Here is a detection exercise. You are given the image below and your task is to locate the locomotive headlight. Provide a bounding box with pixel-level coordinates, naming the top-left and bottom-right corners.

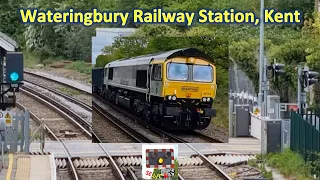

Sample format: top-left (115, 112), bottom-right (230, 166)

top-left (206, 97), bottom-right (211, 102)
top-left (202, 97), bottom-right (207, 102)
top-left (172, 96), bottom-right (177, 100)
top-left (168, 96), bottom-right (172, 100)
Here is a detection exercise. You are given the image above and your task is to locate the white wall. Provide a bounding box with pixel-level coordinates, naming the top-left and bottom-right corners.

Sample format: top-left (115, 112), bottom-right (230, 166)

top-left (250, 114), bottom-right (261, 140)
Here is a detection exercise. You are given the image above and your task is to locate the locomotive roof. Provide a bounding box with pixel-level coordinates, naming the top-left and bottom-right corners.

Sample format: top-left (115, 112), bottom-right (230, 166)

top-left (105, 48), bottom-right (214, 68)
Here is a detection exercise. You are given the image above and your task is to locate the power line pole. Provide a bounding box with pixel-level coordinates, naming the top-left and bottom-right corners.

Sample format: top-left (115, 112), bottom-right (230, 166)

top-left (258, 0), bottom-right (265, 115)
top-left (263, 57), bottom-right (268, 116)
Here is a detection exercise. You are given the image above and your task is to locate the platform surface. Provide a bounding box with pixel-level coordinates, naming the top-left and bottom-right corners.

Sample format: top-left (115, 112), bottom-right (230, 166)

top-left (0, 153), bottom-right (55, 180)
top-left (213, 137), bottom-right (261, 154)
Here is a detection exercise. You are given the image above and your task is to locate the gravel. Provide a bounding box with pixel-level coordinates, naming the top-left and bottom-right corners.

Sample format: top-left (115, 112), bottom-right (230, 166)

top-left (25, 68), bottom-right (91, 89)
top-left (93, 108), bottom-right (138, 143)
top-left (179, 166), bottom-right (221, 180)
top-left (16, 91), bottom-right (88, 140)
top-left (24, 73), bottom-right (92, 106)
top-left (77, 169), bottom-right (116, 180)
top-left (175, 132), bottom-right (215, 143)
top-left (57, 170), bottom-right (71, 180)
top-left (57, 168), bottom-right (118, 180)
top-left (24, 81), bottom-right (91, 124)
top-left (57, 168), bottom-right (122, 180)
top-left (195, 123), bottom-right (228, 143)
top-left (132, 166), bottom-right (142, 180)
top-left (218, 164), bottom-right (263, 180)
top-left (93, 97), bottom-right (172, 143)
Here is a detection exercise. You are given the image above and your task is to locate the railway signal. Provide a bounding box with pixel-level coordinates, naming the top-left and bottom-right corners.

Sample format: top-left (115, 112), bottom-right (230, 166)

top-left (302, 67), bottom-right (319, 87)
top-left (5, 52), bottom-right (23, 83)
top-left (0, 52), bottom-right (24, 110)
top-left (266, 59), bottom-right (286, 80)
top-left (297, 65), bottom-right (319, 114)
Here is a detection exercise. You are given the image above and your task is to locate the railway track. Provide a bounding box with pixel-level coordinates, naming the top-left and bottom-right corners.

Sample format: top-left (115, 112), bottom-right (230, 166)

top-left (180, 144), bottom-right (232, 180)
top-left (17, 88), bottom-right (90, 140)
top-left (93, 97), bottom-right (181, 143)
top-left (19, 72), bottom-right (103, 142)
top-left (93, 101), bottom-right (154, 143)
top-left (19, 85), bottom-right (91, 139)
top-left (24, 70), bottom-right (92, 95)
top-left (19, 104), bottom-right (125, 180)
top-left (93, 93), bottom-right (223, 144)
top-left (24, 79), bottom-right (91, 111)
top-left (23, 70), bottom-right (92, 107)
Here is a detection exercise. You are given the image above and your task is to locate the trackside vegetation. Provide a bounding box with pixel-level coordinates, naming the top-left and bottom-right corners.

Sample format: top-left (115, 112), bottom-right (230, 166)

top-left (249, 149), bottom-right (318, 180)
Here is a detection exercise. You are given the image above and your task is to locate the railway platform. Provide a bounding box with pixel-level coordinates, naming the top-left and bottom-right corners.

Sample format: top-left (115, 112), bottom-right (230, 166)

top-left (0, 153), bottom-right (56, 180)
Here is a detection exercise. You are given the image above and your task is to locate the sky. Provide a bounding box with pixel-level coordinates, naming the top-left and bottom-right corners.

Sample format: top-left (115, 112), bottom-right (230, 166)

top-left (91, 28), bottom-right (136, 65)
top-left (91, 37), bottom-right (114, 65)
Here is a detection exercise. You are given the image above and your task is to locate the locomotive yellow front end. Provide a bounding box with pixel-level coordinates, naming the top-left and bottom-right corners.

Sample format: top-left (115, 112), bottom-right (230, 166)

top-left (159, 57), bottom-right (217, 130)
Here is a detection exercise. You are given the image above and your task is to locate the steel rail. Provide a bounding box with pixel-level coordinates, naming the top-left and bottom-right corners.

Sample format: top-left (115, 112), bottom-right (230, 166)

top-left (93, 101), bottom-right (154, 143)
top-left (93, 94), bottom-right (189, 143)
top-left (185, 143), bottom-right (233, 180)
top-left (104, 97), bottom-right (222, 143)
top-left (97, 143), bottom-right (126, 180)
top-left (24, 79), bottom-right (91, 111)
top-left (24, 70), bottom-right (92, 95)
top-left (21, 85), bottom-right (92, 132)
top-left (189, 131), bottom-right (223, 143)
top-left (20, 87), bottom-right (92, 139)
top-left (22, 81), bottom-right (101, 143)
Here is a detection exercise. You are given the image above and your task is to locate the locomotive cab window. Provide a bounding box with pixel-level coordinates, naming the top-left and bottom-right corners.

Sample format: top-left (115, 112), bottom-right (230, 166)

top-left (167, 63), bottom-right (188, 81)
top-left (193, 65), bottom-right (213, 82)
top-left (108, 68), bottom-right (113, 80)
top-left (152, 65), bottom-right (162, 80)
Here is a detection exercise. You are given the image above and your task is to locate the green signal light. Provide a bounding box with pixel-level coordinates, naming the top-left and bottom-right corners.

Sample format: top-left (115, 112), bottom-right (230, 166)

top-left (10, 72), bottom-right (19, 81)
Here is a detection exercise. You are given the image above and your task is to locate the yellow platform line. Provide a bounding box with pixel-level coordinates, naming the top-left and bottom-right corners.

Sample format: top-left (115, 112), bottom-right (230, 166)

top-left (6, 153), bottom-right (13, 180)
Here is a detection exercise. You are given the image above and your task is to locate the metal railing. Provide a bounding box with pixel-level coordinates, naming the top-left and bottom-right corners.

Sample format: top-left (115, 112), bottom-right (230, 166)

top-left (290, 111), bottom-right (320, 166)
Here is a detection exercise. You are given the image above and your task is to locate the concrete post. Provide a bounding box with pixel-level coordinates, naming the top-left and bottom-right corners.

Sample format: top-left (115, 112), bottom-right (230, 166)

top-left (24, 110), bottom-right (30, 154)
top-left (20, 112), bottom-right (25, 152)
top-left (297, 65), bottom-right (302, 114)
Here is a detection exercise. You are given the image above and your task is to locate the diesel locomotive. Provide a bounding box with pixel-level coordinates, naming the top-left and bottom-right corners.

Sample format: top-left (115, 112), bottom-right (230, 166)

top-left (93, 48), bottom-right (217, 130)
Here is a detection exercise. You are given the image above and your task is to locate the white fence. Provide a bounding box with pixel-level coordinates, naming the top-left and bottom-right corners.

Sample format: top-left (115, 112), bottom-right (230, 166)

top-left (250, 114), bottom-right (261, 140)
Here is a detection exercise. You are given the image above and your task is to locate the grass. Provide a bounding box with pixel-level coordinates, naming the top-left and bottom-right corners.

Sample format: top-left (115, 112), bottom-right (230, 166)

top-left (249, 149), bottom-right (315, 180)
top-left (211, 88), bottom-right (229, 131)
top-left (248, 158), bottom-right (273, 180)
top-left (266, 149), bottom-right (314, 180)
top-left (65, 61), bottom-right (92, 75)
top-left (57, 87), bottom-right (81, 96)
top-left (213, 97), bottom-right (229, 129)
top-left (23, 51), bottom-right (42, 68)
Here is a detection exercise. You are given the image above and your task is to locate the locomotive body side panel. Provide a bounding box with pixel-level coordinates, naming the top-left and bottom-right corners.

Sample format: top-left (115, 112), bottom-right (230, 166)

top-left (105, 64), bottom-right (149, 94)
